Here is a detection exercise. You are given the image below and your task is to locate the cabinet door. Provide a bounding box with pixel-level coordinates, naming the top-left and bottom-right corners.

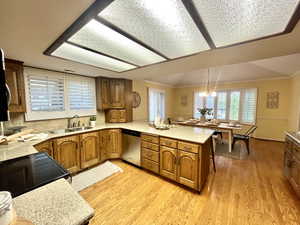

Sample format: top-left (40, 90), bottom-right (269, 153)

top-left (106, 129), bottom-right (122, 158)
top-left (99, 130), bottom-right (108, 162)
top-left (34, 141), bottom-right (53, 158)
top-left (177, 150), bottom-right (198, 189)
top-left (106, 109), bottom-right (126, 123)
top-left (291, 157), bottom-right (300, 196)
top-left (110, 79), bottom-right (125, 108)
top-left (96, 78), bottom-right (111, 110)
top-left (5, 60), bottom-right (26, 112)
top-left (160, 146), bottom-right (177, 181)
top-left (54, 135), bottom-right (80, 174)
top-left (80, 132), bottom-right (100, 169)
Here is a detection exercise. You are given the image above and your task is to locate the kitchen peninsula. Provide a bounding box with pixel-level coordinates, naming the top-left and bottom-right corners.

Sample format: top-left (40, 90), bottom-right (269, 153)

top-left (0, 121), bottom-right (215, 192)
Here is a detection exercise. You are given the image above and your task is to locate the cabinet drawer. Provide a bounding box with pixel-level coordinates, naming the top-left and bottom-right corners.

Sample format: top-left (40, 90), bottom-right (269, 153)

top-left (178, 141), bottom-right (199, 153)
top-left (141, 134), bottom-right (159, 144)
top-left (141, 141), bottom-right (159, 151)
top-left (160, 137), bottom-right (177, 149)
top-left (142, 158), bottom-right (159, 174)
top-left (142, 148), bottom-right (159, 162)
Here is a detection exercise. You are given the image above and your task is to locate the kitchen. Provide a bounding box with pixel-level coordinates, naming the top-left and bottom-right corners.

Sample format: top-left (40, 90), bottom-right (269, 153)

top-left (1, 0), bottom-right (300, 225)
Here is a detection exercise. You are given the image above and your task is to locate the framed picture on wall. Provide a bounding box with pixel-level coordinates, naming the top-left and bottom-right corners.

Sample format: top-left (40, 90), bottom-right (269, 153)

top-left (266, 91), bottom-right (279, 109)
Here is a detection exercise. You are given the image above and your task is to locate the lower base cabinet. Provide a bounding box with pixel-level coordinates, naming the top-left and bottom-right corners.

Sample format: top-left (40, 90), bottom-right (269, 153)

top-left (80, 132), bottom-right (100, 169)
top-left (54, 135), bottom-right (81, 174)
top-left (104, 129), bottom-right (122, 159)
top-left (177, 150), bottom-right (198, 189)
top-left (34, 140), bottom-right (53, 158)
top-left (160, 146), bottom-right (177, 181)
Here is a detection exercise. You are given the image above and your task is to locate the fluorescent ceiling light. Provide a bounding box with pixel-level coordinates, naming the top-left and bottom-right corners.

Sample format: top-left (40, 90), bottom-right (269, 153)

top-left (69, 19), bottom-right (166, 66)
top-left (193, 0), bottom-right (300, 47)
top-left (99, 0), bottom-right (210, 59)
top-left (52, 43), bottom-right (136, 72)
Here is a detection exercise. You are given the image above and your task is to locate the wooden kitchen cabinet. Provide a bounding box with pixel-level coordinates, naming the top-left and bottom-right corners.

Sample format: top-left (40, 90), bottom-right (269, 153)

top-left (96, 77), bottom-right (132, 123)
top-left (110, 79), bottom-right (125, 108)
top-left (284, 135), bottom-right (300, 198)
top-left (177, 150), bottom-right (198, 189)
top-left (98, 129), bottom-right (122, 160)
top-left (160, 146), bottom-right (177, 181)
top-left (34, 140), bottom-right (53, 158)
top-left (80, 132), bottom-right (100, 169)
top-left (106, 109), bottom-right (126, 123)
top-left (54, 135), bottom-right (80, 174)
top-left (106, 129), bottom-right (122, 159)
top-left (5, 59), bottom-right (26, 112)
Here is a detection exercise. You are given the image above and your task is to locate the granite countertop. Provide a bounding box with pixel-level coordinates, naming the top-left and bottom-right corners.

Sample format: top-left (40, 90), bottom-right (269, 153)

top-left (0, 121), bottom-right (215, 162)
top-left (13, 179), bottom-right (94, 225)
top-left (285, 131), bottom-right (300, 144)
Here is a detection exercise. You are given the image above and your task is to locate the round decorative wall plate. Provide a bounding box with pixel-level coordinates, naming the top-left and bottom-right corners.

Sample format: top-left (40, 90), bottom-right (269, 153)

top-left (132, 91), bottom-right (141, 108)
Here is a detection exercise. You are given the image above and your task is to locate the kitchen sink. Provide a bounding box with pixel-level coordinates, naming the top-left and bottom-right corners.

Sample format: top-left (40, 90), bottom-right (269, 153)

top-left (49, 126), bottom-right (93, 134)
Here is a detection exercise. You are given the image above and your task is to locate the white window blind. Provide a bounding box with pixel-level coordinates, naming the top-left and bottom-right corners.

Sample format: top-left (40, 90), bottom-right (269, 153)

top-left (68, 78), bottom-right (95, 110)
top-left (216, 92), bottom-right (227, 120)
top-left (148, 88), bottom-right (165, 121)
top-left (25, 68), bottom-right (96, 121)
top-left (241, 88), bottom-right (257, 123)
top-left (194, 88), bottom-right (257, 124)
top-left (27, 75), bottom-right (64, 112)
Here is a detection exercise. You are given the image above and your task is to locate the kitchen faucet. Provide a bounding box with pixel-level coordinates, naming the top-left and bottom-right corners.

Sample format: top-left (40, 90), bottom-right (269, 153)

top-left (67, 115), bottom-right (79, 128)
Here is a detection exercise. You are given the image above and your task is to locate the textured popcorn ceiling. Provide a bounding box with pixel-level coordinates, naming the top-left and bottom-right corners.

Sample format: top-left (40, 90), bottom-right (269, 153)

top-left (99, 0), bottom-right (210, 59)
top-left (193, 0), bottom-right (300, 47)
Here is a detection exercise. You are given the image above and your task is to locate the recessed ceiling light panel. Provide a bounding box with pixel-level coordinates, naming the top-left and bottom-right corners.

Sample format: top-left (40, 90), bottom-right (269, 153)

top-left (69, 19), bottom-right (166, 66)
top-left (99, 0), bottom-right (210, 59)
top-left (52, 43), bottom-right (136, 72)
top-left (193, 0), bottom-right (300, 47)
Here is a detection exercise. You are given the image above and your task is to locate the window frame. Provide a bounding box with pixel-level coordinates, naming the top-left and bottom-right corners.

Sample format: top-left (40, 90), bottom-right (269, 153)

top-left (148, 88), bottom-right (166, 122)
top-left (193, 88), bottom-right (257, 125)
top-left (24, 68), bottom-right (96, 121)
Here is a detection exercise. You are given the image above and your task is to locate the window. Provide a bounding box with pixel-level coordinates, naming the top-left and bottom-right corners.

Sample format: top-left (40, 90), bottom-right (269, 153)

top-left (148, 88), bottom-right (165, 122)
top-left (25, 68), bottom-right (96, 121)
top-left (68, 78), bottom-right (95, 111)
top-left (194, 88), bottom-right (257, 124)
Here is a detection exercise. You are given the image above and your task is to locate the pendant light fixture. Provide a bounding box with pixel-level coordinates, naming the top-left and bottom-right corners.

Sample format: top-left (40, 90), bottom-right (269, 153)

top-left (200, 68), bottom-right (217, 97)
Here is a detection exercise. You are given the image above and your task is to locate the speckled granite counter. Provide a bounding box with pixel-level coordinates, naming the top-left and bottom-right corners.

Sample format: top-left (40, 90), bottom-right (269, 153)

top-left (285, 131), bottom-right (300, 144)
top-left (13, 178), bottom-right (94, 225)
top-left (0, 121), bottom-right (215, 162)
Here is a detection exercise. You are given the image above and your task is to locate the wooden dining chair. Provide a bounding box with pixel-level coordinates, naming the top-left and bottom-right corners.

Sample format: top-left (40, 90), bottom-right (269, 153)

top-left (232, 125), bottom-right (257, 154)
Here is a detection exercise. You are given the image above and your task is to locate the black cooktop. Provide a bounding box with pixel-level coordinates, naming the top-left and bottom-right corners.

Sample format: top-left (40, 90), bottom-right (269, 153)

top-left (0, 152), bottom-right (70, 197)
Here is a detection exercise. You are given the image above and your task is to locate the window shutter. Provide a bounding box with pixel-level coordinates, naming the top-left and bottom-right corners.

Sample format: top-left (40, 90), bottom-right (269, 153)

top-left (229, 91), bottom-right (240, 121)
top-left (194, 92), bottom-right (204, 118)
top-left (216, 92), bottom-right (227, 120)
top-left (27, 75), bottom-right (65, 111)
top-left (68, 78), bottom-right (95, 110)
top-left (241, 88), bottom-right (257, 124)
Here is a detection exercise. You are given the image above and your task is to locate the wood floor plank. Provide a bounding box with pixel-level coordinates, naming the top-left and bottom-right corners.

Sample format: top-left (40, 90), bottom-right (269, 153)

top-left (80, 139), bottom-right (300, 225)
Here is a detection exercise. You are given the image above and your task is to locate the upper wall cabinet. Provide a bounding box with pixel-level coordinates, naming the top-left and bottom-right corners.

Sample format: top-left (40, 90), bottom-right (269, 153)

top-left (5, 59), bottom-right (26, 112)
top-left (96, 77), bottom-right (132, 123)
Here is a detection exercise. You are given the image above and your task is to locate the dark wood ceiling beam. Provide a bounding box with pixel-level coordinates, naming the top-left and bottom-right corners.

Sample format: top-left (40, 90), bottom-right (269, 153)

top-left (94, 16), bottom-right (169, 60)
top-left (66, 41), bottom-right (138, 67)
top-left (285, 2), bottom-right (300, 32)
top-left (182, 0), bottom-right (216, 49)
top-left (44, 0), bottom-right (115, 55)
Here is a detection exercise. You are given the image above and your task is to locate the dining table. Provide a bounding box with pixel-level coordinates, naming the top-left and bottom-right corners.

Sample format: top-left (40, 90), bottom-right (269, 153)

top-left (175, 121), bottom-right (243, 152)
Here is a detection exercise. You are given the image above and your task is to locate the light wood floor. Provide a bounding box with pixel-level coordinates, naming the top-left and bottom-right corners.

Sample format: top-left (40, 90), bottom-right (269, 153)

top-left (80, 139), bottom-right (300, 225)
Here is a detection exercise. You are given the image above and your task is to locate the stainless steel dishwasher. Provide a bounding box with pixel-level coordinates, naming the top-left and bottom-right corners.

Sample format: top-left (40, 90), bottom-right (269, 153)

top-left (122, 129), bottom-right (141, 167)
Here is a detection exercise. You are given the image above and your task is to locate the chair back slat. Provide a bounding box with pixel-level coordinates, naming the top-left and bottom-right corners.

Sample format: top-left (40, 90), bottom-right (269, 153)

top-left (245, 125), bottom-right (257, 136)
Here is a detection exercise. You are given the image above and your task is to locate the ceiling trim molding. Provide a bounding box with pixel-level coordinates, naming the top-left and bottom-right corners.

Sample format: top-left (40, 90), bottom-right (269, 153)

top-left (144, 80), bottom-right (175, 88)
top-left (173, 76), bottom-right (292, 88)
